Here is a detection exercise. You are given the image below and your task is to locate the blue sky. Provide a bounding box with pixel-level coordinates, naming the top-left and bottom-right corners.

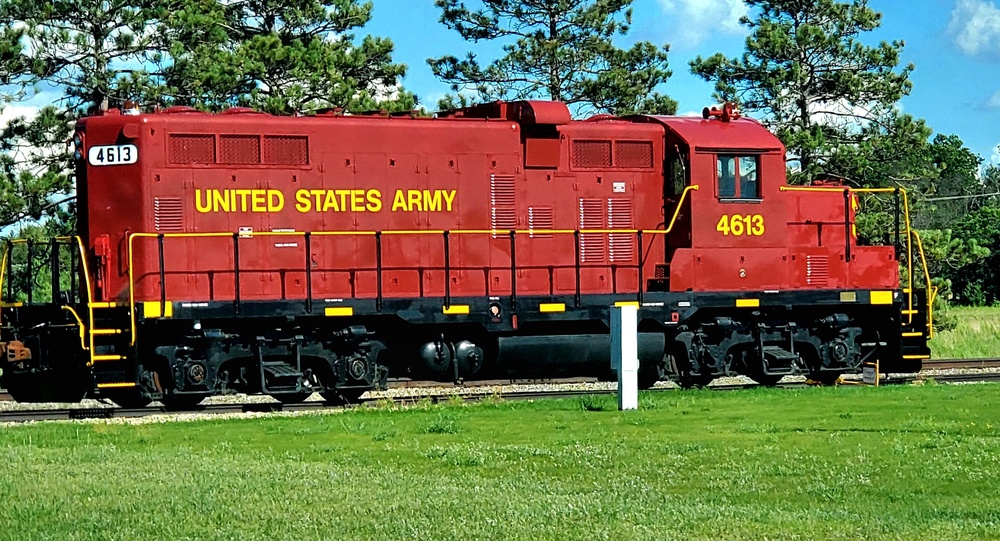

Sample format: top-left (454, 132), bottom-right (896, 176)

top-left (366, 0), bottom-right (1000, 167)
top-left (3, 0), bottom-right (997, 168)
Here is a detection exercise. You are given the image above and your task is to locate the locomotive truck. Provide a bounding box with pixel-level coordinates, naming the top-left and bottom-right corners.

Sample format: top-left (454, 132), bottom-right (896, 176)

top-left (0, 100), bottom-right (931, 407)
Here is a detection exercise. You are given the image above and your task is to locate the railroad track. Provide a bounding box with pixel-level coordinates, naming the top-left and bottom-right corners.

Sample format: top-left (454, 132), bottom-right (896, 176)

top-left (922, 358), bottom-right (1000, 370)
top-left (3, 368), bottom-right (999, 423)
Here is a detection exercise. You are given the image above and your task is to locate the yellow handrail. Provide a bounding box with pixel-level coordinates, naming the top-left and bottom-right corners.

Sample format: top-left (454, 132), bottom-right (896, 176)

top-left (779, 185), bottom-right (931, 330)
top-left (0, 246), bottom-right (8, 328)
top-left (0, 237), bottom-right (98, 361)
top-left (61, 305), bottom-right (89, 353)
top-left (124, 185), bottom-right (702, 343)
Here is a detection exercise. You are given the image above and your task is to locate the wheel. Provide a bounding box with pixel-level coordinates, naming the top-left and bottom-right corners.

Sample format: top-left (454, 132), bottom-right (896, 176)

top-left (638, 359), bottom-right (668, 390)
top-left (320, 387), bottom-right (367, 405)
top-left (677, 375), bottom-right (714, 389)
top-left (272, 392), bottom-right (312, 404)
top-left (161, 393), bottom-right (208, 411)
top-left (5, 372), bottom-right (87, 403)
top-left (752, 374), bottom-right (783, 387)
top-left (810, 372), bottom-right (842, 386)
top-left (103, 388), bottom-right (152, 408)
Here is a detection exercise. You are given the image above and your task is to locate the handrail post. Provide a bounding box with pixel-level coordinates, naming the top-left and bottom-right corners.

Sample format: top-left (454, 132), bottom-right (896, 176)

top-left (157, 234), bottom-right (166, 307)
top-left (843, 189), bottom-right (851, 262)
top-left (304, 232), bottom-right (312, 313)
top-left (5, 240), bottom-right (12, 302)
top-left (573, 230), bottom-right (581, 308)
top-left (375, 232), bottom-right (383, 312)
top-left (50, 238), bottom-right (60, 304)
top-left (509, 230), bottom-right (517, 309)
top-left (636, 230), bottom-right (643, 305)
top-left (26, 240), bottom-right (33, 305)
top-left (69, 240), bottom-right (77, 304)
top-left (232, 233), bottom-right (241, 315)
top-left (893, 187), bottom-right (901, 260)
top-left (443, 230), bottom-right (451, 308)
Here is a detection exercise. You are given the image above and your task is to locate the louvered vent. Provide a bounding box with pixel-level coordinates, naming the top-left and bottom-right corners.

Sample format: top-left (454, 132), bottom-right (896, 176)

top-left (154, 197), bottom-right (184, 232)
top-left (169, 134), bottom-right (215, 164)
top-left (615, 141), bottom-right (653, 168)
top-left (579, 198), bottom-right (605, 263)
top-left (263, 135), bottom-right (309, 165)
top-left (607, 198), bottom-right (634, 262)
top-left (806, 255), bottom-right (829, 286)
top-left (528, 207), bottom-right (553, 238)
top-left (573, 140), bottom-right (612, 168)
top-left (490, 174), bottom-right (517, 236)
top-left (219, 135), bottom-right (261, 164)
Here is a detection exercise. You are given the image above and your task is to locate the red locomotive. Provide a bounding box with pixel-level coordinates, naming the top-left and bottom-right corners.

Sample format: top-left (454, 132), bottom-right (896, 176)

top-left (0, 100), bottom-right (931, 406)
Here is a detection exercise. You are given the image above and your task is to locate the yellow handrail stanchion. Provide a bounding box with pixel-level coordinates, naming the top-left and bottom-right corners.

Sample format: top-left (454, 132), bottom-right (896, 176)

top-left (779, 186), bottom-right (932, 330)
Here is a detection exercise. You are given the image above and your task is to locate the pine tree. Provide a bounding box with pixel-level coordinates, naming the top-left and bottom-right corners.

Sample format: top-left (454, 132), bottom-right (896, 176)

top-left (0, 0), bottom-right (162, 231)
top-left (156, 0), bottom-right (416, 114)
top-left (429, 0), bottom-right (676, 115)
top-left (690, 0), bottom-right (913, 179)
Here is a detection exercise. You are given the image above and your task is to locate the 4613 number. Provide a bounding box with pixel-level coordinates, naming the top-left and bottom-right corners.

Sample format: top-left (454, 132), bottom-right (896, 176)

top-left (716, 214), bottom-right (765, 236)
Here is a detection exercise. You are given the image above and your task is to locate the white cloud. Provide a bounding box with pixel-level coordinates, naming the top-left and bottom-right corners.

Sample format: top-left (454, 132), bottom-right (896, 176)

top-left (0, 103), bottom-right (40, 130)
top-left (949, 0), bottom-right (1000, 57)
top-left (808, 100), bottom-right (878, 132)
top-left (988, 91), bottom-right (1000, 108)
top-left (656, 0), bottom-right (748, 47)
top-left (991, 145), bottom-right (1000, 165)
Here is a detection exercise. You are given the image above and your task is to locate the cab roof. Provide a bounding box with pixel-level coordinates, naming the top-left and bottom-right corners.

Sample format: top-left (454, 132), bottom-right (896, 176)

top-left (630, 115), bottom-right (784, 153)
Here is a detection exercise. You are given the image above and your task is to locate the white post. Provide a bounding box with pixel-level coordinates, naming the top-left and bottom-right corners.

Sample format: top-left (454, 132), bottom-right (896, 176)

top-left (611, 305), bottom-right (639, 410)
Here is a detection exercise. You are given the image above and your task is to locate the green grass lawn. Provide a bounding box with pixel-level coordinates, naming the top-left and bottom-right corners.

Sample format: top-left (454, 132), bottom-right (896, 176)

top-left (931, 306), bottom-right (1000, 358)
top-left (2, 385), bottom-right (1000, 540)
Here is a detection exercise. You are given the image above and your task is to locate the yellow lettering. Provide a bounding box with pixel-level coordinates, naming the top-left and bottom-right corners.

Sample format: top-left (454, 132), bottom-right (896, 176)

top-left (442, 189), bottom-right (456, 212)
top-left (351, 189), bottom-right (365, 212)
top-left (717, 214), bottom-right (766, 236)
top-left (235, 189), bottom-right (251, 212)
top-left (195, 189), bottom-right (212, 213)
top-left (193, 187), bottom-right (454, 214)
top-left (251, 190), bottom-right (266, 212)
top-left (310, 189), bottom-right (325, 211)
top-left (423, 189), bottom-right (442, 212)
top-left (321, 190), bottom-right (339, 212)
top-left (295, 189), bottom-right (312, 212)
top-left (336, 189), bottom-right (351, 211)
top-left (366, 189), bottom-right (382, 212)
top-left (392, 189), bottom-right (407, 211)
top-left (407, 190), bottom-right (422, 212)
top-left (212, 190), bottom-right (231, 213)
top-left (267, 190), bottom-right (284, 212)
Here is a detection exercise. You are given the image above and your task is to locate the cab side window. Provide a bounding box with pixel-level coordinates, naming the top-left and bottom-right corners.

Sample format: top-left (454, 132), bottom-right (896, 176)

top-left (667, 150), bottom-right (688, 197)
top-left (716, 155), bottom-right (761, 199)
top-left (739, 156), bottom-right (759, 198)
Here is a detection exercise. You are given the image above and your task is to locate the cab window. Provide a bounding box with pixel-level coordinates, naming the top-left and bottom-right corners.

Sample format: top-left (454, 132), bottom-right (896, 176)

top-left (667, 149), bottom-right (688, 197)
top-left (716, 155), bottom-right (760, 199)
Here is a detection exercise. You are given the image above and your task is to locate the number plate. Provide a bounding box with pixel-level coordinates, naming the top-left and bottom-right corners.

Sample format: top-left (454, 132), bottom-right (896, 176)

top-left (88, 144), bottom-right (138, 166)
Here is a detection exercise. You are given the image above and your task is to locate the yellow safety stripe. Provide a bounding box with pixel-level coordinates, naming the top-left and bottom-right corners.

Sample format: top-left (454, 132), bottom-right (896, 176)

top-left (97, 382), bottom-right (137, 389)
top-left (870, 291), bottom-right (893, 305)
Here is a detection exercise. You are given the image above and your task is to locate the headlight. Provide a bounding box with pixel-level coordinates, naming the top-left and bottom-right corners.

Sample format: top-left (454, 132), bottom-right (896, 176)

top-left (72, 133), bottom-right (84, 161)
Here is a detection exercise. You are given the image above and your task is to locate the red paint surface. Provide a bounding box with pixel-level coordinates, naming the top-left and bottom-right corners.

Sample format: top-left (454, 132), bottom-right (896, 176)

top-left (75, 102), bottom-right (897, 305)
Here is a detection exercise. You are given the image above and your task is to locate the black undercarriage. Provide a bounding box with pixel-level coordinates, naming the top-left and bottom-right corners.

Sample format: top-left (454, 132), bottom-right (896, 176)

top-left (0, 289), bottom-right (929, 405)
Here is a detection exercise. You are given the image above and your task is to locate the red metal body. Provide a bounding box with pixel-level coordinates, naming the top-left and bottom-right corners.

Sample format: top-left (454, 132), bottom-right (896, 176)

top-left (75, 101), bottom-right (897, 306)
